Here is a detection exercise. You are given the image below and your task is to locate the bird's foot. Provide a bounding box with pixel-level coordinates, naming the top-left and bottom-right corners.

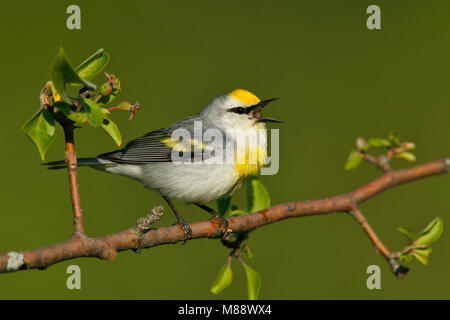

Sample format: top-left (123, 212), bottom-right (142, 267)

top-left (177, 217), bottom-right (193, 243)
top-left (212, 213), bottom-right (232, 238)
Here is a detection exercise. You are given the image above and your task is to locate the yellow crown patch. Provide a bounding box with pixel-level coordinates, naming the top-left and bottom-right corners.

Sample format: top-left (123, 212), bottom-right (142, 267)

top-left (229, 89), bottom-right (260, 105)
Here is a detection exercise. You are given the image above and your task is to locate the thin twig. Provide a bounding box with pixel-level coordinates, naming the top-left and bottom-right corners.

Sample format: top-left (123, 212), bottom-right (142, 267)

top-left (361, 153), bottom-right (392, 172)
top-left (63, 123), bottom-right (85, 238)
top-left (351, 208), bottom-right (391, 258)
top-left (350, 208), bottom-right (408, 278)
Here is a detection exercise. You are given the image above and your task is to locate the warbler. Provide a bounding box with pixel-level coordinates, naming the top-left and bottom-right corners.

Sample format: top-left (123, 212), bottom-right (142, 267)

top-left (46, 89), bottom-right (282, 238)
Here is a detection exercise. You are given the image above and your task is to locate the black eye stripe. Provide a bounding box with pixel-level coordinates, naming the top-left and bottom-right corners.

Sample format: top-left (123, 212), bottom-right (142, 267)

top-left (228, 106), bottom-right (248, 114)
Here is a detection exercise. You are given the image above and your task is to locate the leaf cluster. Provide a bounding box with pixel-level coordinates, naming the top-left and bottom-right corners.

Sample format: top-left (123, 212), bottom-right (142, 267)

top-left (345, 132), bottom-right (416, 170)
top-left (21, 48), bottom-right (138, 160)
top-left (398, 217), bottom-right (444, 266)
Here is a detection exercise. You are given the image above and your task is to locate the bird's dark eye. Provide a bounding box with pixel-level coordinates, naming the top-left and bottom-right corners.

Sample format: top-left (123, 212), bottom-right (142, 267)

top-left (229, 106), bottom-right (246, 114)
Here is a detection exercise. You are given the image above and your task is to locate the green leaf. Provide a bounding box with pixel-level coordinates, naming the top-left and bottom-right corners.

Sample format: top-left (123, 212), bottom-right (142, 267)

top-left (101, 118), bottom-right (122, 147)
top-left (396, 151), bottom-right (416, 162)
top-left (217, 197), bottom-right (231, 216)
top-left (21, 109), bottom-right (56, 161)
top-left (81, 98), bottom-right (105, 127)
top-left (210, 265), bottom-right (233, 295)
top-left (411, 247), bottom-right (432, 266)
top-left (399, 252), bottom-right (414, 262)
top-left (67, 112), bottom-right (88, 125)
top-left (397, 226), bottom-right (417, 243)
top-left (411, 252), bottom-right (428, 265)
top-left (420, 217), bottom-right (443, 235)
top-left (243, 264), bottom-right (261, 300)
top-left (75, 48), bottom-right (110, 82)
top-left (345, 150), bottom-right (363, 171)
top-left (246, 177), bottom-right (270, 213)
top-left (50, 47), bottom-right (96, 104)
top-left (415, 217), bottom-right (444, 246)
top-left (367, 138), bottom-right (392, 148)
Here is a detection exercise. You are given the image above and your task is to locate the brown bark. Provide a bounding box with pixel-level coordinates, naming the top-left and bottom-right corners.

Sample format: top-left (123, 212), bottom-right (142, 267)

top-left (0, 158), bottom-right (448, 273)
top-left (63, 124), bottom-right (85, 238)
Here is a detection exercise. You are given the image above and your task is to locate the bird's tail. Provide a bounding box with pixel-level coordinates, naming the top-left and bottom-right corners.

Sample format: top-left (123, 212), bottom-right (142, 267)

top-left (44, 157), bottom-right (104, 170)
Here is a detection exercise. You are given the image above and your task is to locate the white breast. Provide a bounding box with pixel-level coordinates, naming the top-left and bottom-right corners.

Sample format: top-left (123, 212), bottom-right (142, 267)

top-left (139, 162), bottom-right (241, 204)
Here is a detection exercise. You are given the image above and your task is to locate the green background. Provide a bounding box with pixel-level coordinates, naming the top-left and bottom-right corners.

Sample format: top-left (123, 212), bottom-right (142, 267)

top-left (1, 0), bottom-right (449, 299)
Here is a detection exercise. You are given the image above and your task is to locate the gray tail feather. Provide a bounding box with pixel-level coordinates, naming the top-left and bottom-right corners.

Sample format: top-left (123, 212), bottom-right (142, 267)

top-left (44, 157), bottom-right (103, 170)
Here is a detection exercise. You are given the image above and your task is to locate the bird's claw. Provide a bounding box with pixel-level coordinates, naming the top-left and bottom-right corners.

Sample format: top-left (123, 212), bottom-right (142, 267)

top-left (213, 213), bottom-right (232, 239)
top-left (178, 221), bottom-right (192, 243)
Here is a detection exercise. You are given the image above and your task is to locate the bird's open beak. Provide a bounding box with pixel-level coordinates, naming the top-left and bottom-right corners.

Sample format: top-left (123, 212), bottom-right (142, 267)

top-left (249, 98), bottom-right (283, 123)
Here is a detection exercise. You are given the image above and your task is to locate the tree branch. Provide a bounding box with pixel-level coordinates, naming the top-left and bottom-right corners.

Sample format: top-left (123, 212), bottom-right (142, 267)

top-left (350, 208), bottom-right (408, 279)
top-left (63, 123), bottom-right (85, 238)
top-left (0, 158), bottom-right (448, 273)
top-left (41, 84), bottom-right (86, 238)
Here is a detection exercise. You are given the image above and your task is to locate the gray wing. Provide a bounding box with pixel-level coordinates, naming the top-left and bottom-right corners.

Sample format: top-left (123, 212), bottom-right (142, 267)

top-left (98, 116), bottom-right (211, 164)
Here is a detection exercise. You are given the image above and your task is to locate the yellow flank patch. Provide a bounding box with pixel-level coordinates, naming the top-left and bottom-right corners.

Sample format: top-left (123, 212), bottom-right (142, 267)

top-left (160, 137), bottom-right (187, 152)
top-left (234, 146), bottom-right (267, 179)
top-left (160, 137), bottom-right (205, 152)
top-left (229, 89), bottom-right (260, 105)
